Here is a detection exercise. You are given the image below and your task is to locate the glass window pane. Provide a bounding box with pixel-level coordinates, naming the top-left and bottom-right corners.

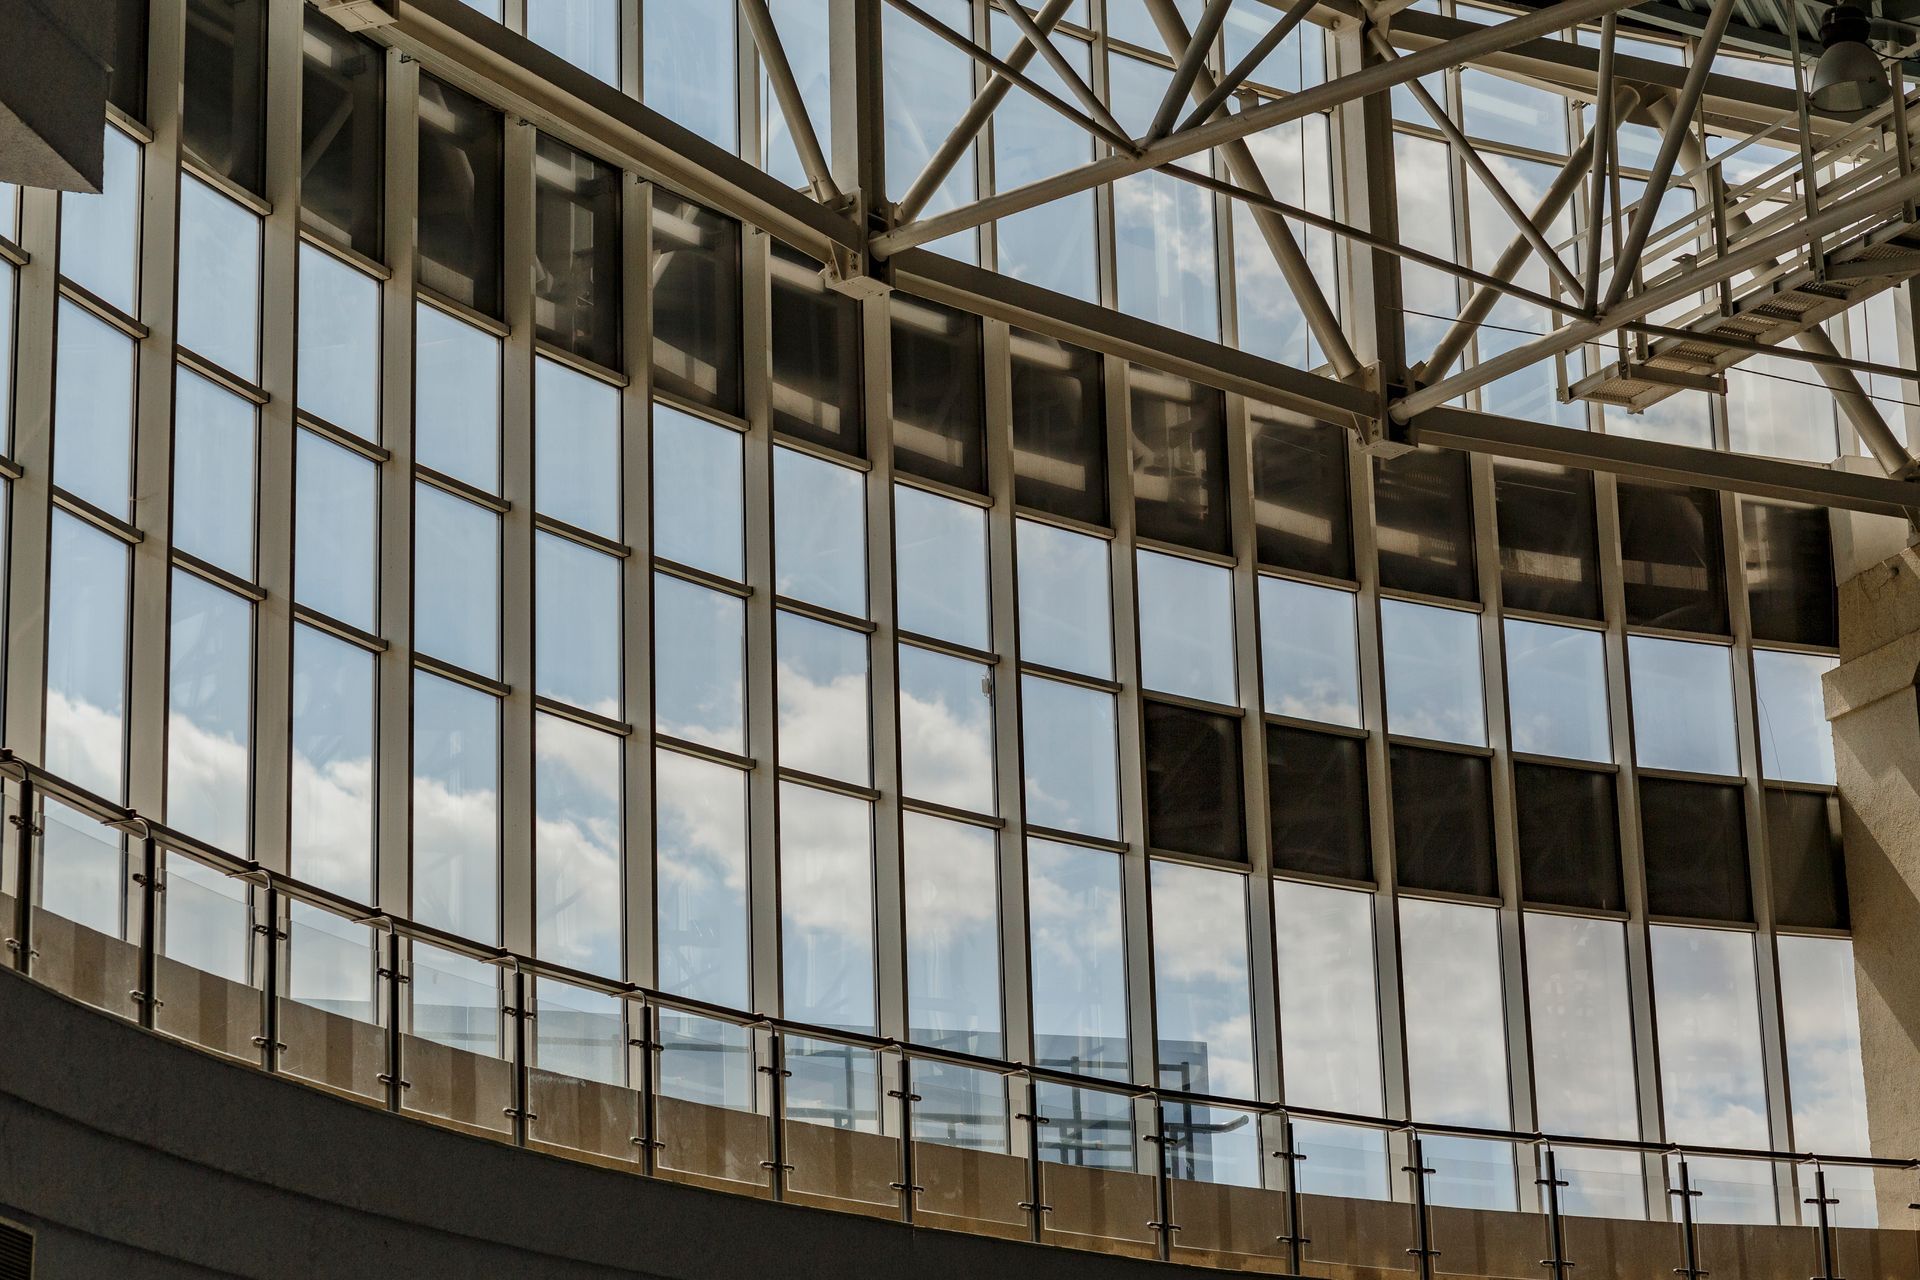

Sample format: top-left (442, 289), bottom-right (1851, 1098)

top-left (1504, 620), bottom-right (1610, 762)
top-left (1628, 635), bottom-right (1739, 776)
top-left (294, 430), bottom-right (378, 632)
top-left (1250, 405), bottom-right (1352, 580)
top-left (300, 10), bottom-right (384, 258)
top-left (1460, 68), bottom-right (1567, 150)
top-left (770, 241), bottom-right (863, 453)
top-left (1374, 446), bottom-right (1476, 601)
top-left (1259, 577), bottom-right (1361, 727)
top-left (415, 304), bottom-right (501, 491)
top-left (1144, 700), bottom-right (1245, 862)
top-left (291, 624), bottom-right (375, 901)
top-left (1236, 113), bottom-right (1340, 374)
top-left (892, 296), bottom-right (985, 490)
top-left (535, 714), bottom-right (622, 978)
top-left (1151, 861), bottom-right (1254, 1097)
top-left (297, 244), bottom-right (381, 440)
top-left (643, 0), bottom-right (737, 151)
top-left (1268, 725), bottom-right (1370, 881)
top-left (1619, 481), bottom-right (1727, 634)
top-left (1753, 649), bottom-right (1836, 787)
top-left (1400, 898), bottom-right (1510, 1127)
top-left (882, 0), bottom-right (977, 264)
top-left (1494, 460), bottom-right (1601, 620)
top-left (166, 573), bottom-right (252, 853)
top-left (178, 177), bottom-right (261, 377)
top-left (59, 124), bottom-right (142, 314)
top-left (1010, 329), bottom-right (1105, 524)
top-left (1391, 744), bottom-right (1496, 897)
top-left (1130, 368), bottom-right (1230, 554)
top-left (1111, 57), bottom-right (1218, 338)
top-left (1137, 550), bottom-right (1236, 704)
top-left (656, 749), bottom-right (750, 1007)
top-left (412, 673), bottom-right (500, 943)
top-left (1020, 676), bottom-right (1118, 840)
top-left (1016, 519), bottom-right (1112, 679)
top-left (1777, 936), bottom-right (1872, 1175)
top-left (183, 0), bottom-right (266, 191)
top-left (1515, 764), bottom-right (1622, 911)
top-left (894, 486), bottom-right (989, 650)
top-left (652, 190), bottom-right (742, 415)
top-left (533, 133), bottom-right (620, 368)
top-left (1768, 789), bottom-right (1846, 931)
top-left (1651, 926), bottom-right (1769, 1152)
top-left (1742, 498), bottom-right (1836, 647)
top-left (534, 533), bottom-right (622, 718)
top-left (1381, 599), bottom-right (1486, 746)
top-left (990, 17), bottom-right (1098, 302)
top-left (757, 0), bottom-right (827, 186)
top-left (109, 0), bottom-right (149, 121)
top-left (904, 813), bottom-right (1002, 1058)
top-left (172, 367), bottom-right (256, 577)
top-left (1029, 839), bottom-right (1129, 1079)
top-left (417, 75), bottom-right (503, 315)
top-left (652, 574), bottom-right (745, 752)
top-left (415, 485), bottom-right (500, 678)
top-left (773, 446), bottom-right (866, 616)
top-left (779, 782), bottom-right (875, 1034)
top-left (52, 301), bottom-right (137, 516)
top-left (1642, 778), bottom-right (1749, 922)
top-left (777, 612), bottom-right (870, 785)
top-left (534, 357), bottom-right (620, 536)
top-left (899, 645), bottom-right (994, 815)
top-left (652, 403), bottom-right (744, 580)
top-left (527, 0), bottom-right (619, 84)
top-left (46, 513), bottom-right (128, 799)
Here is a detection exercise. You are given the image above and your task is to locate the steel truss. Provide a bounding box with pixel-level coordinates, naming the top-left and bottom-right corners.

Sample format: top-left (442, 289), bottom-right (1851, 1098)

top-left (375, 0), bottom-right (1920, 517)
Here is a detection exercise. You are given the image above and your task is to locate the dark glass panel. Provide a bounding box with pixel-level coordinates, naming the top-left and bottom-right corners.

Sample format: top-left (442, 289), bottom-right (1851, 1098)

top-left (1390, 744), bottom-right (1495, 897)
top-left (1010, 328), bottom-right (1105, 526)
top-left (109, 0), bottom-right (149, 120)
top-left (184, 0), bottom-right (267, 191)
top-left (1494, 460), bottom-right (1601, 619)
top-left (417, 75), bottom-right (503, 317)
top-left (1250, 402), bottom-right (1352, 581)
top-left (533, 133), bottom-right (620, 369)
top-left (1374, 445), bottom-right (1476, 601)
top-left (1130, 367), bottom-right (1229, 554)
top-left (892, 294), bottom-right (985, 491)
top-left (770, 241), bottom-right (862, 454)
top-left (1618, 481), bottom-right (1728, 634)
top-left (651, 189), bottom-right (742, 415)
top-left (1767, 788), bottom-right (1847, 930)
top-left (300, 9), bottom-right (384, 258)
top-left (1741, 498), bottom-right (1837, 648)
top-left (1144, 700), bottom-right (1245, 863)
top-left (1266, 724), bottom-right (1370, 882)
top-left (1641, 777), bottom-right (1749, 921)
top-left (1514, 763), bottom-right (1622, 911)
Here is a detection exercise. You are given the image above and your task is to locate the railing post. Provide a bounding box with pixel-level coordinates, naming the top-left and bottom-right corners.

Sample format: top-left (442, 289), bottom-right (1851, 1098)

top-left (632, 1000), bottom-right (661, 1177)
top-left (1274, 1114), bottom-right (1310, 1275)
top-left (1670, 1155), bottom-right (1707, 1280)
top-left (1405, 1133), bottom-right (1439, 1280)
top-left (1148, 1096), bottom-right (1177, 1261)
top-left (508, 967), bottom-right (532, 1146)
top-left (888, 1053), bottom-right (921, 1222)
top-left (133, 835), bottom-right (159, 1030)
top-left (1017, 1074), bottom-right (1048, 1242)
top-left (1807, 1165), bottom-right (1841, 1280)
top-left (1538, 1145), bottom-right (1572, 1279)
top-left (760, 1026), bottom-right (792, 1201)
top-left (9, 777), bottom-right (36, 975)
top-left (378, 929), bottom-right (405, 1112)
top-left (254, 883), bottom-right (285, 1071)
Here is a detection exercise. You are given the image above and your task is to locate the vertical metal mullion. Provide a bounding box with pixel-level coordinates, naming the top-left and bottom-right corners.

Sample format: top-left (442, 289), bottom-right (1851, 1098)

top-left (621, 180), bottom-right (658, 988)
top-left (500, 118), bottom-right (538, 959)
top-left (4, 182), bottom-right (60, 760)
top-left (253, 0), bottom-right (304, 877)
top-left (375, 51), bottom-right (421, 920)
top-left (866, 295), bottom-right (906, 1048)
top-left (743, 228), bottom-right (782, 1019)
top-left (621, 0), bottom-right (643, 101)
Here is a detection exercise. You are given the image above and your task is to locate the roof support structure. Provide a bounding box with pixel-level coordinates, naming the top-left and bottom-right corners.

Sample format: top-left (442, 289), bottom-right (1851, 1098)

top-left (1580, 14), bottom-right (1616, 311)
top-left (1176, 0), bottom-right (1318, 132)
top-left (996, 0), bottom-right (1130, 144)
top-left (1145, 0), bottom-right (1234, 142)
top-left (739, 0), bottom-right (843, 206)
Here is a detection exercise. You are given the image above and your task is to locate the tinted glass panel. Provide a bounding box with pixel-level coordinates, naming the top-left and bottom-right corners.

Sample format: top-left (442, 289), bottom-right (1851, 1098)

top-left (1742, 498), bottom-right (1836, 647)
top-left (109, 0), bottom-right (149, 119)
top-left (1130, 369), bottom-right (1229, 554)
top-left (533, 134), bottom-right (620, 368)
top-left (301, 10), bottom-right (384, 258)
top-left (1494, 460), bottom-right (1600, 619)
top-left (417, 76), bottom-right (503, 316)
top-left (1515, 763), bottom-right (1622, 911)
top-left (183, 0), bottom-right (266, 191)
top-left (1267, 725), bottom-right (1370, 881)
top-left (1391, 745), bottom-right (1496, 898)
top-left (1010, 329), bottom-right (1105, 525)
top-left (1618, 481), bottom-right (1727, 634)
top-left (1250, 404), bottom-right (1352, 580)
top-left (1144, 700), bottom-right (1245, 862)
top-left (652, 190), bottom-right (742, 414)
top-left (1374, 446), bottom-right (1476, 601)
top-left (1768, 788), bottom-right (1847, 930)
top-left (892, 296), bottom-right (985, 491)
top-left (1028, 839), bottom-right (1129, 1079)
top-left (770, 242), bottom-right (862, 453)
top-left (1641, 778), bottom-right (1749, 921)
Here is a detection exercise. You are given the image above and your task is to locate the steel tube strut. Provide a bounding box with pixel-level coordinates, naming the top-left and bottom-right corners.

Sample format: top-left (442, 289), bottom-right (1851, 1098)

top-left (895, 0), bottom-right (1078, 224)
top-left (740, 0), bottom-right (844, 205)
top-left (869, 0), bottom-right (1653, 257)
top-left (1581, 14), bottom-right (1616, 310)
top-left (1147, 0), bottom-right (1233, 143)
top-left (1145, 0), bottom-right (1362, 379)
top-left (999, 0), bottom-right (1131, 145)
top-left (1368, 28), bottom-right (1583, 298)
top-left (1178, 0), bottom-right (1317, 132)
top-left (1598, 0), bottom-right (1737, 309)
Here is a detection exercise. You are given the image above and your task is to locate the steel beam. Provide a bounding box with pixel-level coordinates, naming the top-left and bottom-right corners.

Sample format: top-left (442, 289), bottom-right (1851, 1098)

top-left (1146, 0), bottom-right (1234, 143)
top-left (1177, 0), bottom-right (1318, 132)
top-left (740, 0), bottom-right (844, 205)
top-left (1581, 14), bottom-right (1616, 311)
top-left (996, 0), bottom-right (1130, 144)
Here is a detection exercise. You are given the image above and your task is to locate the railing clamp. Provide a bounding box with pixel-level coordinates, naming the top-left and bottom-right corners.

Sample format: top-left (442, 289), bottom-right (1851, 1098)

top-left (249, 1035), bottom-right (286, 1050)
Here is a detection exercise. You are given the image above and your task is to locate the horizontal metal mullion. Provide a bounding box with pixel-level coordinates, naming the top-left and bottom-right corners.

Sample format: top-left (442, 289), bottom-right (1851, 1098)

top-left (292, 604), bottom-right (390, 653)
top-left (296, 412), bottom-right (393, 463)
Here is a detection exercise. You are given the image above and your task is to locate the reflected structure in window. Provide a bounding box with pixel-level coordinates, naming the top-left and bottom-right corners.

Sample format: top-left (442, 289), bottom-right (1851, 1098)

top-left (652, 190), bottom-right (742, 415)
top-left (417, 75), bottom-right (503, 315)
top-left (533, 134), bottom-right (620, 368)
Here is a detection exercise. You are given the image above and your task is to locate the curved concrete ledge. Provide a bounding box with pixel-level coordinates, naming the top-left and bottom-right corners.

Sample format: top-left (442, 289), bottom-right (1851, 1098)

top-left (0, 966), bottom-right (1238, 1279)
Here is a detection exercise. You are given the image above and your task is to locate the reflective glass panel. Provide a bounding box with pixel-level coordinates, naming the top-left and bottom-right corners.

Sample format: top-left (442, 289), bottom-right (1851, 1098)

top-left (651, 190), bottom-right (742, 414)
top-left (417, 76), bottom-right (503, 315)
top-left (166, 573), bottom-right (252, 854)
top-left (644, 0), bottom-right (737, 150)
top-left (1250, 405), bottom-right (1352, 580)
top-left (527, 0), bottom-right (619, 84)
top-left (1494, 460), bottom-right (1601, 620)
top-left (776, 612), bottom-right (870, 785)
top-left (52, 301), bottom-right (137, 516)
top-left (537, 981), bottom-right (625, 1085)
top-left (773, 446), bottom-right (866, 616)
top-left (412, 673), bottom-right (500, 943)
top-left (297, 244), bottom-right (380, 440)
top-left (1130, 369), bottom-right (1230, 554)
top-left (172, 367), bottom-right (256, 577)
top-left (291, 624), bottom-right (375, 901)
top-left (652, 574), bottom-right (745, 753)
top-left (1504, 620), bottom-right (1610, 763)
top-left (1137, 550), bottom-right (1236, 704)
top-left (1009, 329), bottom-right (1105, 524)
top-left (414, 485), bottom-right (500, 678)
top-left (177, 175), bottom-right (261, 377)
top-left (300, 10), bottom-right (384, 258)
top-left (533, 133), bottom-right (621, 368)
top-left (1259, 577), bottom-right (1361, 727)
top-left (655, 749), bottom-right (750, 1008)
top-left (779, 782), bottom-right (875, 1034)
top-left (770, 241), bottom-right (862, 453)
top-left (1144, 700), bottom-right (1245, 862)
top-left (1029, 839), bottom-right (1129, 1079)
top-left (534, 357), bottom-right (620, 537)
top-left (898, 644), bottom-right (994, 815)
top-left (1152, 861), bottom-right (1255, 1097)
top-left (535, 713), bottom-right (622, 979)
top-left (904, 813), bottom-right (1002, 1058)
top-left (412, 942), bottom-right (501, 1055)
top-left (1628, 635), bottom-right (1739, 776)
top-left (651, 403), bottom-right (744, 580)
top-left (1268, 725), bottom-right (1370, 881)
top-left (534, 532), bottom-right (622, 719)
top-left (415, 304), bottom-right (501, 492)
top-left (183, 0), bottom-right (266, 191)
top-left (892, 295), bottom-right (985, 489)
top-left (1618, 481), bottom-right (1727, 634)
top-left (1016, 519), bottom-right (1112, 679)
top-left (1391, 745), bottom-right (1496, 898)
top-left (1274, 881), bottom-right (1383, 1112)
top-left (1515, 764), bottom-right (1622, 911)
top-left (1777, 936), bottom-right (1872, 1199)
top-left (294, 429), bottom-right (378, 632)
top-left (990, 17), bottom-right (1098, 302)
top-left (1400, 898), bottom-right (1509, 1131)
top-left (1753, 649), bottom-right (1837, 786)
top-left (1110, 57), bottom-right (1218, 339)
top-left (894, 485), bottom-right (989, 650)
top-left (1652, 926), bottom-right (1770, 1162)
top-left (1743, 498), bottom-right (1837, 647)
top-left (1374, 446), bottom-right (1476, 601)
top-left (1020, 676), bottom-right (1119, 840)
top-left (59, 125), bottom-right (141, 314)
top-left (1641, 778), bottom-right (1750, 922)
top-left (882, 0), bottom-right (978, 263)
top-left (46, 512), bottom-right (128, 799)
top-left (1381, 599), bottom-right (1486, 746)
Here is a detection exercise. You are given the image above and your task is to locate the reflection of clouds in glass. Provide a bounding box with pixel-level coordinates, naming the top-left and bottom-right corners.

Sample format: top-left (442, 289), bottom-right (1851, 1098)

top-left (1028, 839), bottom-right (1129, 1078)
top-left (291, 748), bottom-right (374, 895)
top-left (1652, 926), bottom-right (1770, 1151)
top-left (413, 676), bottom-right (500, 944)
top-left (44, 691), bottom-right (126, 808)
top-left (166, 711), bottom-right (250, 856)
top-left (779, 783), bottom-right (875, 1033)
top-left (1015, 519), bottom-right (1112, 680)
top-left (1526, 914), bottom-right (1639, 1139)
top-left (774, 446), bottom-right (866, 617)
top-left (1778, 935), bottom-right (1871, 1156)
top-left (656, 750), bottom-right (750, 1008)
top-left (898, 646), bottom-right (994, 814)
top-left (1020, 676), bottom-right (1119, 839)
top-left (1274, 880), bottom-right (1382, 1115)
top-left (776, 613), bottom-right (870, 784)
top-left (535, 716), bottom-right (622, 978)
top-left (1381, 599), bottom-right (1487, 747)
top-left (1236, 115), bottom-right (1336, 369)
top-left (1152, 860), bottom-right (1255, 1098)
top-left (1400, 897), bottom-right (1510, 1128)
top-left (654, 575), bottom-right (746, 752)
top-left (1136, 549), bottom-right (1236, 704)
top-left (904, 813), bottom-right (1002, 1056)
top-left (1259, 578), bottom-right (1362, 728)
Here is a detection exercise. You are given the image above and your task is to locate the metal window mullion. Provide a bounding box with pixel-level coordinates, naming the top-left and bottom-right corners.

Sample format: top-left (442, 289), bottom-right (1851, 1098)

top-left (981, 317), bottom-right (1032, 1063)
top-left (376, 51), bottom-right (421, 920)
top-left (743, 228), bottom-right (782, 1018)
top-left (621, 179), bottom-right (657, 989)
top-left (3, 183), bottom-right (61, 768)
top-left (128, 0), bottom-right (189, 830)
top-left (866, 293), bottom-right (906, 1048)
top-left (1594, 470), bottom-right (1670, 1221)
top-left (252, 0), bottom-right (304, 877)
top-left (500, 119), bottom-right (537, 959)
